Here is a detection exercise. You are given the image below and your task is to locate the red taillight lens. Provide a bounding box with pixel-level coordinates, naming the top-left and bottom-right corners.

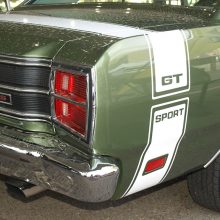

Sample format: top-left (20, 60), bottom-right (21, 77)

top-left (55, 99), bottom-right (86, 136)
top-left (144, 155), bottom-right (168, 174)
top-left (54, 70), bottom-right (88, 137)
top-left (55, 70), bottom-right (87, 103)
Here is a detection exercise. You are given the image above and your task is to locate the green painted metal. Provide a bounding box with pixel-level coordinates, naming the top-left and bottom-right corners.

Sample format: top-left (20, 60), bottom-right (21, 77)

top-left (13, 3), bottom-right (214, 31)
top-left (1, 2), bottom-right (220, 201)
top-left (92, 26), bottom-right (220, 199)
top-left (0, 22), bottom-right (64, 58)
top-left (0, 22), bottom-right (100, 58)
top-left (93, 36), bottom-right (152, 198)
top-left (53, 34), bottom-right (117, 67)
top-left (163, 26), bottom-right (220, 181)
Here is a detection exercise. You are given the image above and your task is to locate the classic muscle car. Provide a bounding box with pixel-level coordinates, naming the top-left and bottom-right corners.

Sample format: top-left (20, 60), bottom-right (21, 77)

top-left (1, 0), bottom-right (220, 212)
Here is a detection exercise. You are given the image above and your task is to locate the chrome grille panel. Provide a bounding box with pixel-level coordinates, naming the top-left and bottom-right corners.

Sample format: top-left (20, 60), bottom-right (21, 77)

top-left (0, 55), bottom-right (51, 119)
top-left (0, 61), bottom-right (51, 89)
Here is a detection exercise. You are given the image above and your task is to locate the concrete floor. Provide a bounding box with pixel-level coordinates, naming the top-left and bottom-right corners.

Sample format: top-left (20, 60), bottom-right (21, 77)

top-left (0, 176), bottom-right (220, 220)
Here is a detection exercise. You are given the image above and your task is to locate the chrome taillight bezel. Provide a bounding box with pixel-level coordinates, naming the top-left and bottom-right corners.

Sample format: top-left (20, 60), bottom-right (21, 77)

top-left (50, 64), bottom-right (92, 142)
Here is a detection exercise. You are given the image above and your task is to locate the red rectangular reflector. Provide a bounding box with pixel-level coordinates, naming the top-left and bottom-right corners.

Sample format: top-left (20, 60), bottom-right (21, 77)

top-left (55, 70), bottom-right (87, 103)
top-left (55, 98), bottom-right (86, 136)
top-left (144, 155), bottom-right (168, 174)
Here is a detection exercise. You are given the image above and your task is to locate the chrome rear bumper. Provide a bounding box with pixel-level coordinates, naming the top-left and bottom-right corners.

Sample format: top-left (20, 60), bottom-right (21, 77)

top-left (0, 133), bottom-right (119, 202)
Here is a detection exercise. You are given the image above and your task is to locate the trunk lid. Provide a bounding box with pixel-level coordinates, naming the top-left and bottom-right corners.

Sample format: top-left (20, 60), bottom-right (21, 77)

top-left (0, 20), bottom-right (80, 58)
top-left (13, 3), bottom-right (214, 31)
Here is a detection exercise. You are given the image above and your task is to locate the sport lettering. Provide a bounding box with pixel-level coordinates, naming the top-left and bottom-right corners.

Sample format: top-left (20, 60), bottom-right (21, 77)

top-left (155, 108), bottom-right (184, 123)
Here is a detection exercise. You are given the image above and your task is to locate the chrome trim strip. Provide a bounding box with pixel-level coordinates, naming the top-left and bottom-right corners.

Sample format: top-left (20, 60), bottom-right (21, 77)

top-left (85, 73), bottom-right (90, 142)
top-left (90, 66), bottom-right (97, 146)
top-left (0, 107), bottom-right (50, 120)
top-left (51, 67), bottom-right (90, 141)
top-left (0, 111), bottom-right (51, 122)
top-left (0, 84), bottom-right (49, 95)
top-left (52, 93), bottom-right (87, 107)
top-left (0, 133), bottom-right (119, 202)
top-left (0, 54), bottom-right (51, 67)
top-left (204, 150), bottom-right (220, 168)
top-left (0, 14), bottom-right (150, 38)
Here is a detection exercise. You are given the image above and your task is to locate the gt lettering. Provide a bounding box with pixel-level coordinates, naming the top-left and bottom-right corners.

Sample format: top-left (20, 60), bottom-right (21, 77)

top-left (155, 108), bottom-right (184, 123)
top-left (162, 74), bottom-right (183, 86)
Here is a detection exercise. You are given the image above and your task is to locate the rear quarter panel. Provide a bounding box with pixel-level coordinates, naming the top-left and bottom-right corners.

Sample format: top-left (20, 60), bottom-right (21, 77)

top-left (93, 26), bottom-right (220, 199)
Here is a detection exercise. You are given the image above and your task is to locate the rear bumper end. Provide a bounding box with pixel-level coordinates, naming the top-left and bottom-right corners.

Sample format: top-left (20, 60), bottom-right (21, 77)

top-left (0, 133), bottom-right (119, 202)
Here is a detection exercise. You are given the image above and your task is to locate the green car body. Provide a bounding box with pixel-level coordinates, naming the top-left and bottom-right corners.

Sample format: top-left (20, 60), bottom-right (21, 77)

top-left (0, 0), bottom-right (220, 202)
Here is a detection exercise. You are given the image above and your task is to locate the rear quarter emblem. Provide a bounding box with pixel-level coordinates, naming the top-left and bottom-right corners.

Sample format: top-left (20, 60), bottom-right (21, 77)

top-left (0, 92), bottom-right (12, 105)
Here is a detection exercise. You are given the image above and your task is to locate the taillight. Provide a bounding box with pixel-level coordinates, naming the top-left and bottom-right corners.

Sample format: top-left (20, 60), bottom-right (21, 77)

top-left (55, 70), bottom-right (87, 103)
top-left (53, 70), bottom-right (88, 137)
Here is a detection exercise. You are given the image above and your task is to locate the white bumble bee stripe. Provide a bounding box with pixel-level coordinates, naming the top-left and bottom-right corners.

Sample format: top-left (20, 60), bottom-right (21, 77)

top-left (0, 14), bottom-right (150, 38)
top-left (146, 30), bottom-right (190, 99)
top-left (123, 98), bottom-right (189, 197)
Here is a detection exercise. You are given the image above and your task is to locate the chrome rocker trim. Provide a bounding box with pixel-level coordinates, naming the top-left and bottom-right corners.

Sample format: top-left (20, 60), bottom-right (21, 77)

top-left (0, 133), bottom-right (119, 202)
